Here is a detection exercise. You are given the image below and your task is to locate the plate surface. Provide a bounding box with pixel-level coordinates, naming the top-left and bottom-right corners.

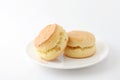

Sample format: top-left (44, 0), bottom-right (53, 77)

top-left (26, 39), bottom-right (109, 69)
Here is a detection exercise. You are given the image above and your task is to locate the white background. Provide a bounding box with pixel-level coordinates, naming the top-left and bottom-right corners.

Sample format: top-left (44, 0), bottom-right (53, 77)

top-left (0, 0), bottom-right (120, 80)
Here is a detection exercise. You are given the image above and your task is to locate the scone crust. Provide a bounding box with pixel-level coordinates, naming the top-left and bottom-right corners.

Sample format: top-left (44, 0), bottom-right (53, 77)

top-left (34, 24), bottom-right (57, 48)
top-left (68, 31), bottom-right (95, 48)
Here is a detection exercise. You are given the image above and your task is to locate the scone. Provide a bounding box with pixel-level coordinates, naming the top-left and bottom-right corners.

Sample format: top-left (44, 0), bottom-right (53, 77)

top-left (34, 24), bottom-right (68, 61)
top-left (64, 31), bottom-right (96, 58)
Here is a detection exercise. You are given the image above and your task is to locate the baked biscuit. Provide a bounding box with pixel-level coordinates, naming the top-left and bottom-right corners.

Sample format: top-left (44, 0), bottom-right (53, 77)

top-left (64, 31), bottom-right (96, 58)
top-left (34, 24), bottom-right (68, 60)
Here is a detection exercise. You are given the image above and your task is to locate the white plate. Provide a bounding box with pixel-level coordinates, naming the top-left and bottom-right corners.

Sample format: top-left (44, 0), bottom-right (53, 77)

top-left (26, 39), bottom-right (109, 69)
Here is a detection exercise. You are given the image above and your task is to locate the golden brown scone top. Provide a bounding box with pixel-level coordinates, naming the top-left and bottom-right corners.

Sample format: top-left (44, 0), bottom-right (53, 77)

top-left (34, 24), bottom-right (57, 48)
top-left (68, 31), bottom-right (96, 48)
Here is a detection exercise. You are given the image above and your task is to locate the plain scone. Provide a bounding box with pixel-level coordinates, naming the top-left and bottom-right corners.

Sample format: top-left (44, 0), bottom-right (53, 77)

top-left (34, 24), bottom-right (68, 61)
top-left (64, 31), bottom-right (96, 58)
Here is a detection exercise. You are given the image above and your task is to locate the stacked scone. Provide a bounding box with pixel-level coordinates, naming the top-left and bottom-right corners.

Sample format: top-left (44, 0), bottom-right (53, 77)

top-left (34, 24), bottom-right (68, 60)
top-left (64, 31), bottom-right (96, 58)
top-left (34, 24), bottom-right (96, 61)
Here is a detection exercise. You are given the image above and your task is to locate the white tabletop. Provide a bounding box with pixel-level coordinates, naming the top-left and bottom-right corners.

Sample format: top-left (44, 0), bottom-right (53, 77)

top-left (0, 0), bottom-right (120, 80)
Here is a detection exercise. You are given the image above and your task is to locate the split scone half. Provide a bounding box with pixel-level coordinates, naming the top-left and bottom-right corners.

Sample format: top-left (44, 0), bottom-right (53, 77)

top-left (34, 24), bottom-right (68, 61)
top-left (64, 31), bottom-right (96, 58)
